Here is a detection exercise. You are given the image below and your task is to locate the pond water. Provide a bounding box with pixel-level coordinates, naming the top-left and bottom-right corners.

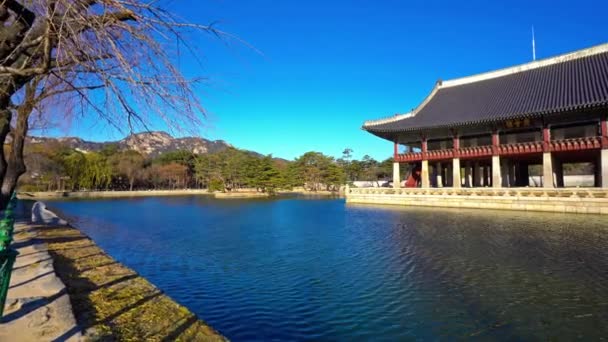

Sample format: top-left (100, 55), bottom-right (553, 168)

top-left (46, 196), bottom-right (608, 341)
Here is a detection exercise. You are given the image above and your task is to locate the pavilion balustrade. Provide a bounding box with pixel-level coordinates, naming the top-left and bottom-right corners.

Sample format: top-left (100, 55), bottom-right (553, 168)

top-left (396, 136), bottom-right (604, 162)
top-left (394, 134), bottom-right (607, 189)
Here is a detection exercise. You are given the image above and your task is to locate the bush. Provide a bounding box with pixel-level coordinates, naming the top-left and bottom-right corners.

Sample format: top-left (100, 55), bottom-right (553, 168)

top-left (208, 179), bottom-right (225, 192)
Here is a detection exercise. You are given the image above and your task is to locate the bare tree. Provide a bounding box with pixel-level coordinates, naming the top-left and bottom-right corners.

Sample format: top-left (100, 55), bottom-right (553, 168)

top-left (0, 0), bottom-right (223, 208)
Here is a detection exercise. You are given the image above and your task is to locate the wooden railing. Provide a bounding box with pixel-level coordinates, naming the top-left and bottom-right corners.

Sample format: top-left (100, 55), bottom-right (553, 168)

top-left (395, 152), bottom-right (423, 162)
top-left (550, 137), bottom-right (602, 152)
top-left (347, 186), bottom-right (608, 199)
top-left (395, 137), bottom-right (603, 162)
top-left (459, 145), bottom-right (493, 158)
top-left (498, 141), bottom-right (544, 155)
top-left (426, 149), bottom-right (454, 161)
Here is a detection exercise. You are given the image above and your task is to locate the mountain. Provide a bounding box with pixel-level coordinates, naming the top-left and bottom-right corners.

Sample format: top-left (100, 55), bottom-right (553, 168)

top-left (26, 131), bottom-right (242, 157)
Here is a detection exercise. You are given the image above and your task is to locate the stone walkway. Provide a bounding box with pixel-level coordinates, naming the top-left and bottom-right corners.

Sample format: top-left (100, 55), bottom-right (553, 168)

top-left (0, 222), bottom-right (83, 342)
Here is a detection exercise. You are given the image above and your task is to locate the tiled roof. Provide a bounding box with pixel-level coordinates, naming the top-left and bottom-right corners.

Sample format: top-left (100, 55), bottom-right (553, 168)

top-left (364, 43), bottom-right (608, 138)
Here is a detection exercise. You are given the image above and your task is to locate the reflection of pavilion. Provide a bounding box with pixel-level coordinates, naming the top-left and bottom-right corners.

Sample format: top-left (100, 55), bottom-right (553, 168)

top-left (363, 44), bottom-right (608, 189)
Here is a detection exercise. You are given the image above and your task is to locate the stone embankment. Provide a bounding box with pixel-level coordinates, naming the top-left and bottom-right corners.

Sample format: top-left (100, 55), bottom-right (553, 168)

top-left (1, 202), bottom-right (226, 341)
top-left (346, 187), bottom-right (608, 215)
top-left (18, 189), bottom-right (341, 201)
top-left (18, 189), bottom-right (213, 200)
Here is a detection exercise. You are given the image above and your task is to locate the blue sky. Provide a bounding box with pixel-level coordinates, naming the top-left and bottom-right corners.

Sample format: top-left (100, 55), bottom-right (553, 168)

top-left (42, 0), bottom-right (608, 161)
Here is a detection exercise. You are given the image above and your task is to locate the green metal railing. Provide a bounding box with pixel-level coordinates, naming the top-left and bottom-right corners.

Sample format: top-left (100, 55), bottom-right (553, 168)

top-left (0, 193), bottom-right (18, 318)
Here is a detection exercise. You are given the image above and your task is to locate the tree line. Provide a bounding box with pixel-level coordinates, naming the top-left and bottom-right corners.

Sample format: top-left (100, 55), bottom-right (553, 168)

top-left (20, 144), bottom-right (395, 193)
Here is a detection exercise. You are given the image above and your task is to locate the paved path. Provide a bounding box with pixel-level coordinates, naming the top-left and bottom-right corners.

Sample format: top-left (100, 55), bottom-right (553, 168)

top-left (0, 222), bottom-right (83, 342)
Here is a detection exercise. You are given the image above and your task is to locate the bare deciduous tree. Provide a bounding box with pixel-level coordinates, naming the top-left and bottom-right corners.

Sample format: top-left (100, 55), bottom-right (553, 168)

top-left (0, 0), bottom-right (223, 208)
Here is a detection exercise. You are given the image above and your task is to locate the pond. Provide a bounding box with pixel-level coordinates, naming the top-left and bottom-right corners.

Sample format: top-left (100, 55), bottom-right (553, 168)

top-left (46, 196), bottom-right (608, 341)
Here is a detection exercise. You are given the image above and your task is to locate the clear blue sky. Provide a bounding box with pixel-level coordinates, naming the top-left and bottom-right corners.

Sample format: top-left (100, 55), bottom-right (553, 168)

top-left (42, 0), bottom-right (608, 161)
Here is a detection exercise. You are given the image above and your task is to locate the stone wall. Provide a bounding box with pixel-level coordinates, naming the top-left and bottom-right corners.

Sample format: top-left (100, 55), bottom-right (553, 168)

top-left (346, 187), bottom-right (608, 215)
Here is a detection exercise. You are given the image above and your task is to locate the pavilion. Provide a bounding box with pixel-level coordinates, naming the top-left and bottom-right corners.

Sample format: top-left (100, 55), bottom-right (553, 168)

top-left (363, 43), bottom-right (608, 189)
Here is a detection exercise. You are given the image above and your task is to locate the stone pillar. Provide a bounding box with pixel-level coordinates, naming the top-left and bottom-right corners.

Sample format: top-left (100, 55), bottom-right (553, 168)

top-left (392, 162), bottom-right (400, 189)
top-left (436, 162), bottom-right (443, 188)
top-left (421, 160), bottom-right (430, 188)
top-left (452, 158), bottom-right (461, 188)
top-left (543, 152), bottom-right (554, 188)
top-left (464, 162), bottom-right (472, 187)
top-left (601, 149), bottom-right (608, 188)
top-left (492, 155), bottom-right (501, 188)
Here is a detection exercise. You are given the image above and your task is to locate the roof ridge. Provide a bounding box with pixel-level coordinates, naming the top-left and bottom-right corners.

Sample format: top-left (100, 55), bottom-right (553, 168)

top-left (362, 42), bottom-right (608, 129)
top-left (441, 42), bottom-right (608, 88)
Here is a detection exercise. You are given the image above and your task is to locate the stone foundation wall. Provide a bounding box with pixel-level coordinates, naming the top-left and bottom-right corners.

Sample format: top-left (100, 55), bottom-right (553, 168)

top-left (346, 188), bottom-right (608, 215)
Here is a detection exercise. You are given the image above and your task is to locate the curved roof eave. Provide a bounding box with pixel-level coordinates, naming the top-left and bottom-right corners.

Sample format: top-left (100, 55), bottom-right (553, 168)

top-left (362, 42), bottom-right (608, 138)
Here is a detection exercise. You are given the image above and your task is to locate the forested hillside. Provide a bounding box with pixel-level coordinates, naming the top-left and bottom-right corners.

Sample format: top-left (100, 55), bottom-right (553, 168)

top-left (20, 139), bottom-right (394, 193)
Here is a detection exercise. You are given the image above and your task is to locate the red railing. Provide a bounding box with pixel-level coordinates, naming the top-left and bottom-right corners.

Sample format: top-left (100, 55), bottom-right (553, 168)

top-left (395, 152), bottom-right (423, 162)
top-left (459, 145), bottom-right (493, 158)
top-left (395, 137), bottom-right (602, 162)
top-left (426, 149), bottom-right (454, 161)
top-left (550, 137), bottom-right (602, 152)
top-left (498, 141), bottom-right (544, 155)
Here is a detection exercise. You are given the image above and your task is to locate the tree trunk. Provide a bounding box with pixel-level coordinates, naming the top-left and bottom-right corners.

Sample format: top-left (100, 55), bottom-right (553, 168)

top-left (0, 99), bottom-right (13, 210)
top-left (0, 82), bottom-right (36, 210)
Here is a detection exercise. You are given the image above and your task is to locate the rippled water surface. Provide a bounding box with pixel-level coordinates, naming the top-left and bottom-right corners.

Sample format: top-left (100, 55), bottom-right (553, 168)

top-left (46, 196), bottom-right (608, 340)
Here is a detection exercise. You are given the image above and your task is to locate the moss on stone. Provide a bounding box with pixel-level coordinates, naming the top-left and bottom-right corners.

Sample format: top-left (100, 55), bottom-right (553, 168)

top-left (36, 225), bottom-right (226, 341)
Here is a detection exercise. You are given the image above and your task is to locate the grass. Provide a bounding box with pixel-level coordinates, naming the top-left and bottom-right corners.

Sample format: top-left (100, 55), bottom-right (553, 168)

top-left (36, 224), bottom-right (227, 341)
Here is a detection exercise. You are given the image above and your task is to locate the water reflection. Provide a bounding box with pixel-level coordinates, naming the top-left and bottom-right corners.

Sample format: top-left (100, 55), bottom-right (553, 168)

top-left (47, 197), bottom-right (608, 340)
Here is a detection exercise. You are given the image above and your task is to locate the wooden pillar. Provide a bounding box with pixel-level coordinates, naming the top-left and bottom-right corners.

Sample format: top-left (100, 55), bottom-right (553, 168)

top-left (393, 162), bottom-right (400, 189)
top-left (491, 130), bottom-right (500, 155)
top-left (543, 126), bottom-right (551, 151)
top-left (393, 142), bottom-right (398, 159)
top-left (421, 136), bottom-right (428, 160)
top-left (601, 114), bottom-right (608, 149)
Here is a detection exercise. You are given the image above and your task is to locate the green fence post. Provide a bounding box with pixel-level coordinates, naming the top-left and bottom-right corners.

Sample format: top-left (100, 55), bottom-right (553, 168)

top-left (0, 249), bottom-right (17, 317)
top-left (0, 192), bottom-right (19, 318)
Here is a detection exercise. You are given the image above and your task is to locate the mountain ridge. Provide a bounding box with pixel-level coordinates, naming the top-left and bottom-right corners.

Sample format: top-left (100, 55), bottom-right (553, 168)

top-left (26, 131), bottom-right (258, 157)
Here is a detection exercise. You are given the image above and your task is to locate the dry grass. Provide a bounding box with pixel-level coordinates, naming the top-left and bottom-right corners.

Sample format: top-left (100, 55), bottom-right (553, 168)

top-left (36, 225), bottom-right (226, 341)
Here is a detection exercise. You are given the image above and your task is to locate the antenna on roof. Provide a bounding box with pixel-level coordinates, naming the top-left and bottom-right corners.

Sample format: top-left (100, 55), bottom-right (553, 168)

top-left (532, 26), bottom-right (536, 61)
